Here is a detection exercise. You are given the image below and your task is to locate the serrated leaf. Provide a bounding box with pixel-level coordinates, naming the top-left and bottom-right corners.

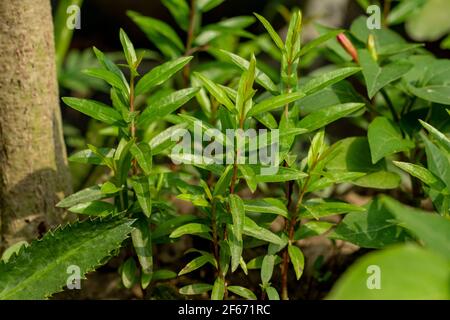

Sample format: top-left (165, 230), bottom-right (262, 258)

top-left (0, 218), bottom-right (133, 299)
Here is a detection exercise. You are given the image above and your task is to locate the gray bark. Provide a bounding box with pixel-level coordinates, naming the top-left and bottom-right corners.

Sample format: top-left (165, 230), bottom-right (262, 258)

top-left (0, 0), bottom-right (72, 252)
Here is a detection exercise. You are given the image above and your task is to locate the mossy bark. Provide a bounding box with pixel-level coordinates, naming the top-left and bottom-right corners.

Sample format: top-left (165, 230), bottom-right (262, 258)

top-left (0, 0), bottom-right (72, 252)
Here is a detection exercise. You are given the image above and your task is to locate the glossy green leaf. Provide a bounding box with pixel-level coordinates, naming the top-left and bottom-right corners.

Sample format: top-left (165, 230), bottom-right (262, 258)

top-left (243, 198), bottom-right (288, 218)
top-left (131, 177), bottom-right (152, 218)
top-left (56, 185), bottom-right (105, 208)
top-left (68, 201), bottom-right (116, 217)
top-left (121, 258), bottom-right (137, 289)
top-left (243, 217), bottom-right (284, 245)
top-left (179, 283), bottom-right (213, 295)
top-left (130, 142), bottom-right (152, 175)
top-left (331, 198), bottom-right (409, 248)
top-left (170, 223), bottom-right (211, 238)
top-left (211, 277), bottom-right (225, 300)
top-left (393, 161), bottom-right (446, 190)
top-left (288, 244), bottom-right (304, 280)
top-left (62, 97), bottom-right (124, 125)
top-left (193, 72), bottom-right (235, 111)
top-left (178, 255), bottom-right (214, 276)
top-left (216, 49), bottom-right (278, 93)
top-left (254, 13), bottom-right (284, 50)
top-left (119, 28), bottom-right (137, 68)
top-left (382, 196), bottom-right (450, 259)
top-left (138, 88), bottom-right (199, 126)
top-left (161, 0), bottom-right (189, 30)
top-left (265, 286), bottom-right (280, 300)
top-left (135, 56), bottom-right (193, 96)
top-left (358, 49), bottom-right (412, 98)
top-left (131, 219), bottom-right (153, 275)
top-left (368, 117), bottom-right (414, 163)
top-left (227, 286), bottom-right (257, 300)
top-left (298, 103), bottom-right (365, 132)
top-left (300, 200), bottom-right (365, 219)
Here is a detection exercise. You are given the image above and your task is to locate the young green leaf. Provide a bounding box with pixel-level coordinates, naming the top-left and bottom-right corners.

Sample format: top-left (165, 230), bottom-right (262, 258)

top-left (288, 244), bottom-right (304, 280)
top-left (393, 161), bottom-right (446, 191)
top-left (170, 223), bottom-right (211, 238)
top-left (229, 194), bottom-right (245, 242)
top-left (138, 88), bottom-right (199, 127)
top-left (254, 13), bottom-right (284, 50)
top-left (161, 0), bottom-right (190, 31)
top-left (243, 217), bottom-right (284, 245)
top-left (119, 28), bottom-right (138, 68)
top-left (178, 255), bottom-right (214, 276)
top-left (193, 72), bottom-right (235, 112)
top-left (68, 201), bottom-right (116, 217)
top-left (227, 286), bottom-right (257, 300)
top-left (135, 56), bottom-right (193, 96)
top-left (215, 49), bottom-right (278, 93)
top-left (56, 185), bottom-right (105, 208)
top-left (298, 103), bottom-right (365, 133)
top-left (121, 258), bottom-right (138, 289)
top-left (211, 277), bottom-right (225, 300)
top-left (131, 219), bottom-right (153, 276)
top-left (358, 49), bottom-right (412, 98)
top-left (265, 286), bottom-right (280, 300)
top-left (179, 283), bottom-right (213, 295)
top-left (62, 97), bottom-right (124, 125)
top-left (131, 177), bottom-right (152, 218)
top-left (130, 142), bottom-right (152, 175)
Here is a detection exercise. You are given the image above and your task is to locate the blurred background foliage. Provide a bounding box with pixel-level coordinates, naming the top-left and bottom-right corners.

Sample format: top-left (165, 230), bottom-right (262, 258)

top-left (52, 0), bottom-right (449, 191)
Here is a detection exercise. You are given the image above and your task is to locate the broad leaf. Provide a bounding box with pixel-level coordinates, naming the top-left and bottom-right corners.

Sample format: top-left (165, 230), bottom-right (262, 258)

top-left (0, 218), bottom-right (133, 299)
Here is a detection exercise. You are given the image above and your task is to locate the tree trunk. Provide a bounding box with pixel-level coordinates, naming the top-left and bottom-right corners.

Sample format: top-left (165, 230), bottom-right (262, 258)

top-left (0, 0), bottom-right (72, 252)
